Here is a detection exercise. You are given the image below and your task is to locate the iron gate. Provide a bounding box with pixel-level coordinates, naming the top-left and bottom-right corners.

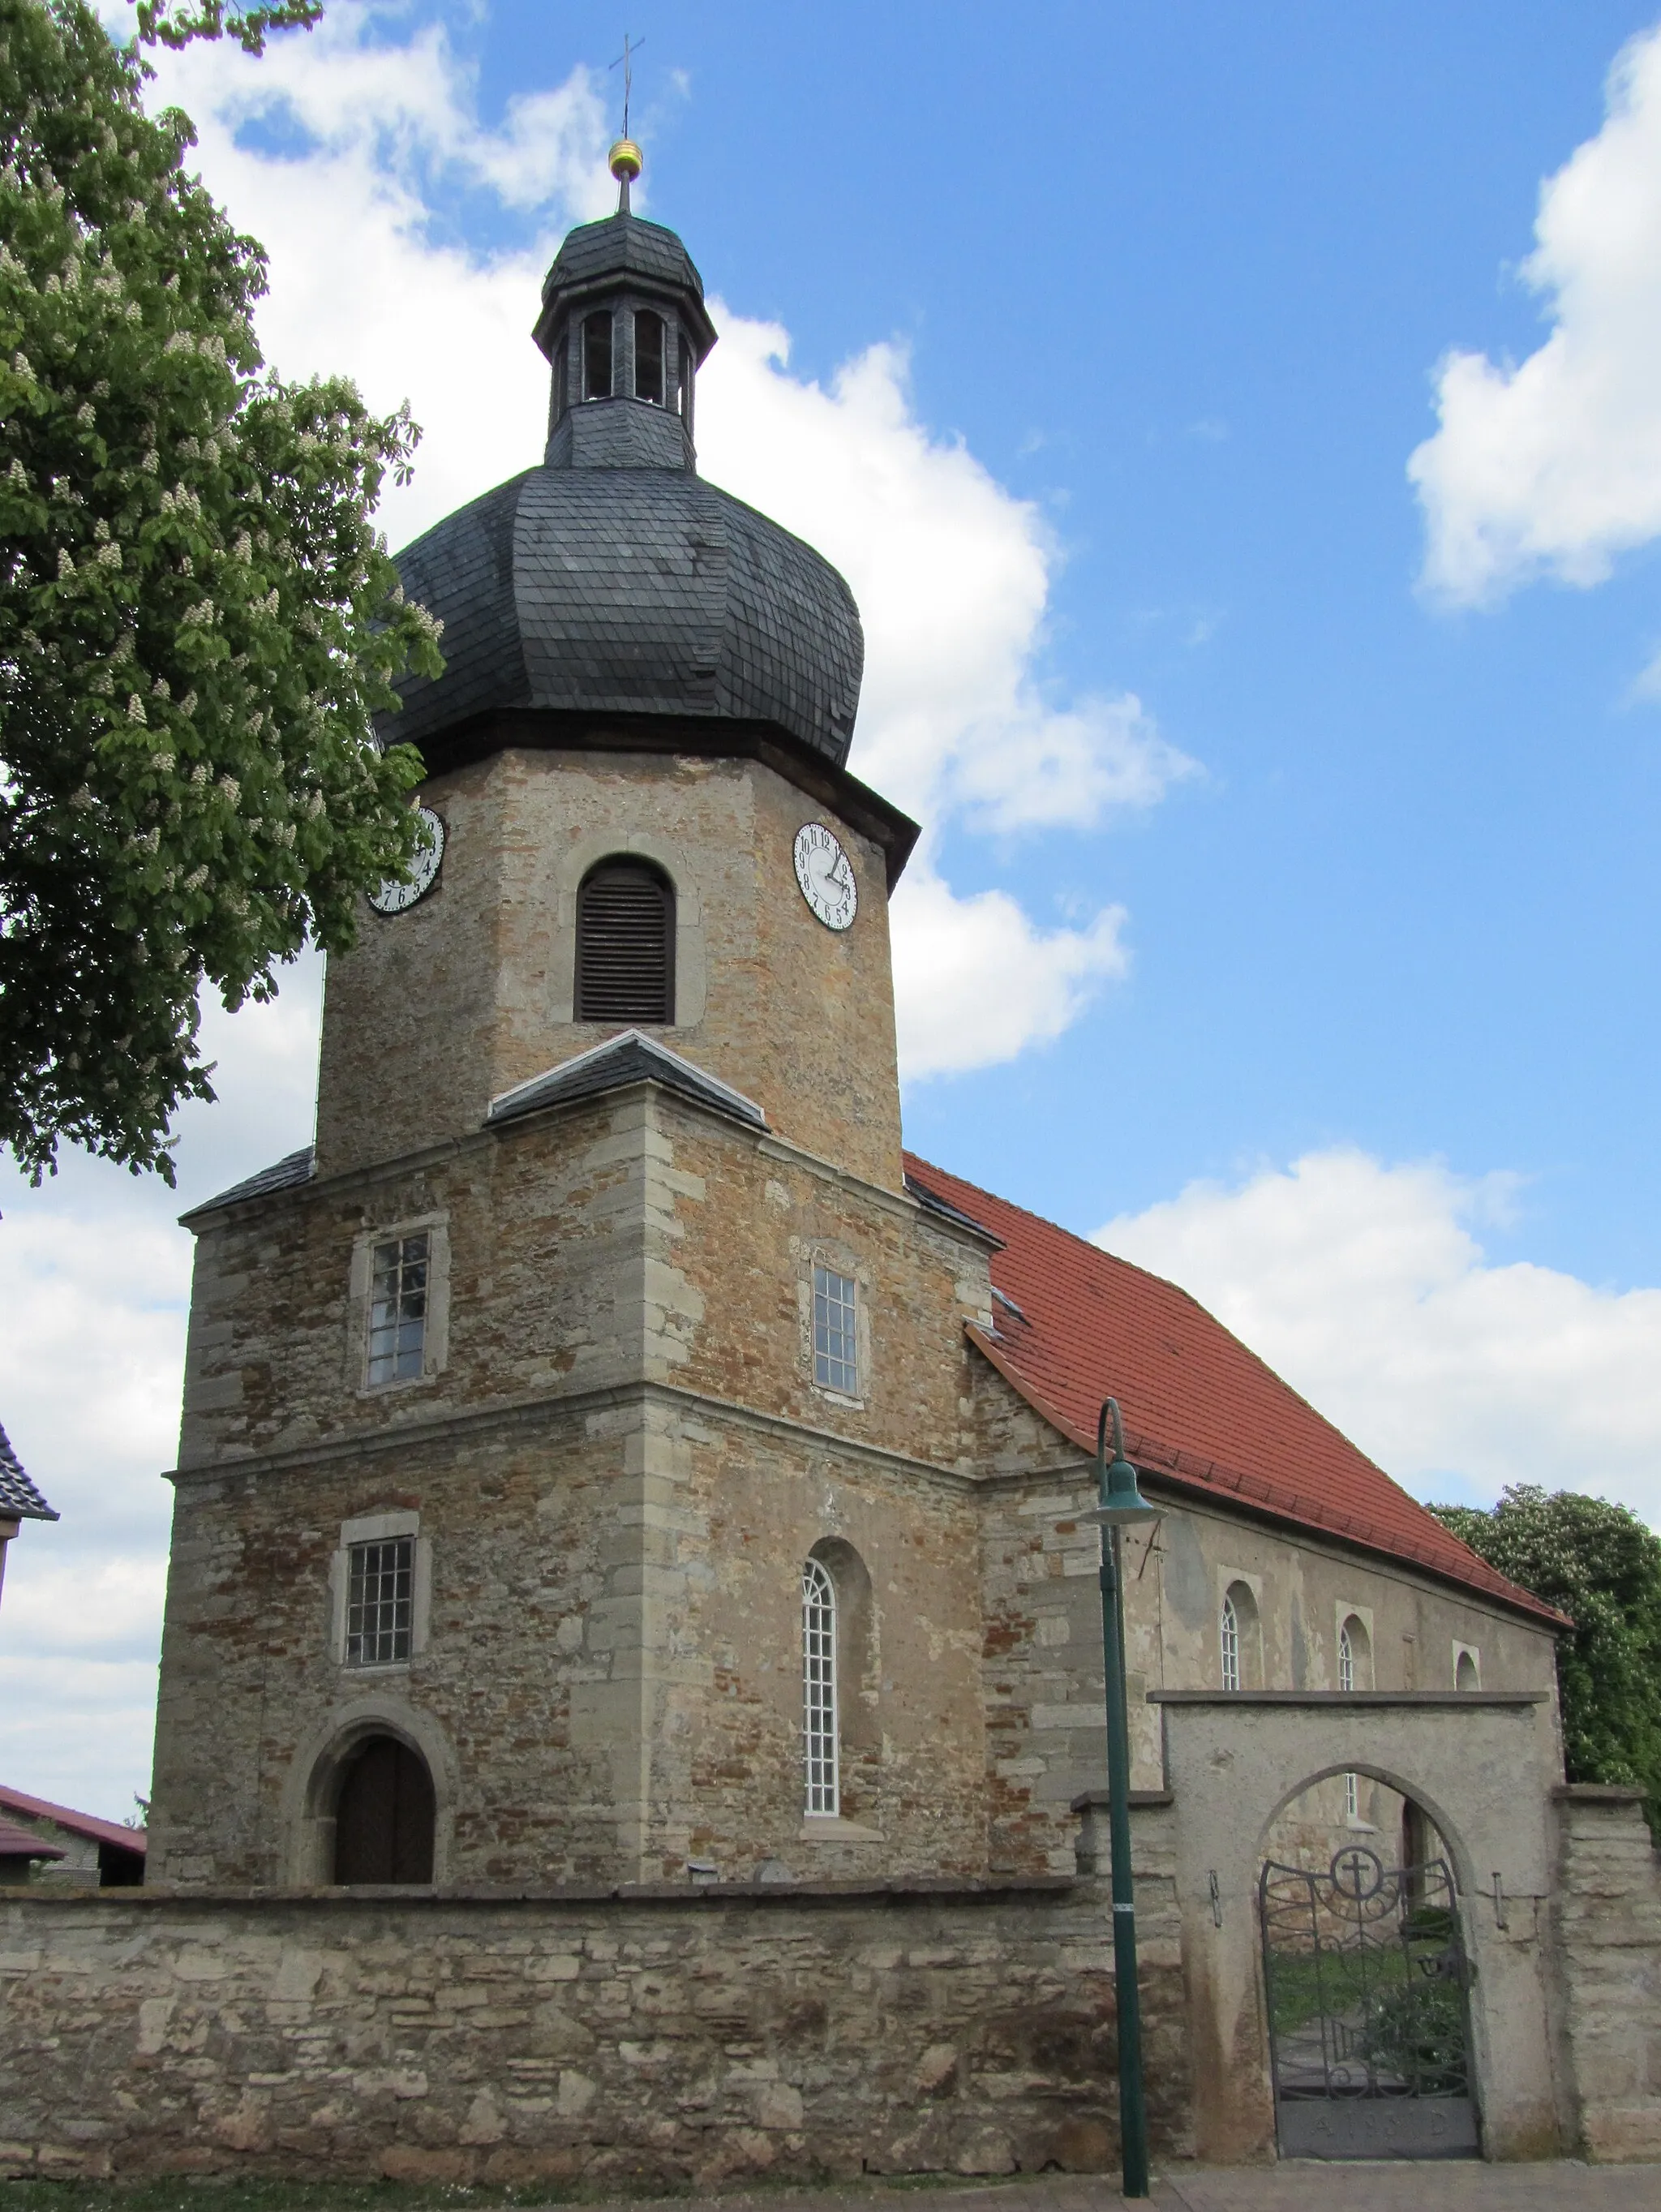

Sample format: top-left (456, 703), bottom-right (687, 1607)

top-left (1259, 1844), bottom-right (1479, 2159)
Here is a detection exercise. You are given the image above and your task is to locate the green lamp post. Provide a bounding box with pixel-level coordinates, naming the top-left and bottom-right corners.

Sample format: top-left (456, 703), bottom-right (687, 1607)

top-left (1084, 1396), bottom-right (1164, 2200)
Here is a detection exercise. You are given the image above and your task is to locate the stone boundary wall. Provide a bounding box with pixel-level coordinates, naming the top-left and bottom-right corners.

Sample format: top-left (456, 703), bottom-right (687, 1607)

top-left (0, 1864), bottom-right (1190, 2185)
top-left (1553, 1786), bottom-right (1661, 2162)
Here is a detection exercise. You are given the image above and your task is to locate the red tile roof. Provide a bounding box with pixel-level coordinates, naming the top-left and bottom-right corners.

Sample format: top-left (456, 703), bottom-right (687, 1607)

top-left (0, 1817), bottom-right (65, 1861)
top-left (905, 1153), bottom-right (1562, 1629)
top-left (0, 1784), bottom-right (146, 1855)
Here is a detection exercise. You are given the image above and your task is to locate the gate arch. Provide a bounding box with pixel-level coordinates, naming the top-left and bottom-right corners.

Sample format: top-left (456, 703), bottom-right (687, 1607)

top-left (1147, 1688), bottom-right (1562, 2162)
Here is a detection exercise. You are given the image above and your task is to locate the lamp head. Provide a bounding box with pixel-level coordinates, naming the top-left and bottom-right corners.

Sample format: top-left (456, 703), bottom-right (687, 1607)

top-left (1084, 1397), bottom-right (1164, 1527)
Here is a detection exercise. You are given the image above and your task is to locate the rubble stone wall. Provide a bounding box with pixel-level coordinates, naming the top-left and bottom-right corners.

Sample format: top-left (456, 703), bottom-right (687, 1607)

top-left (1554, 1785), bottom-right (1661, 2162)
top-left (0, 1866), bottom-right (1191, 2185)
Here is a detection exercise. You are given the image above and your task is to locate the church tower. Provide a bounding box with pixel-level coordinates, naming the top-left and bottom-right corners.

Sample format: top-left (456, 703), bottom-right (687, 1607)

top-left (148, 152), bottom-right (1006, 1890)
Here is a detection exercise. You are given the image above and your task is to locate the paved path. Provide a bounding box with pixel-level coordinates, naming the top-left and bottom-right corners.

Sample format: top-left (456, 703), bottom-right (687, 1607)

top-left (577, 2168), bottom-right (1661, 2212)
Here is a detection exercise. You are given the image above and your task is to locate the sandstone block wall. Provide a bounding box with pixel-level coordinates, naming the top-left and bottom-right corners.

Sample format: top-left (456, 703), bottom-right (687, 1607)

top-left (0, 1871), bottom-right (1190, 2185)
top-left (314, 747), bottom-right (907, 1191)
top-left (1554, 1785), bottom-right (1661, 2161)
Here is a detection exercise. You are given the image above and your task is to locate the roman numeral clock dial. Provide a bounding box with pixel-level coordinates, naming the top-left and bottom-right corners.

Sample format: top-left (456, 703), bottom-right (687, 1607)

top-left (367, 805), bottom-right (446, 916)
top-left (793, 821), bottom-right (858, 931)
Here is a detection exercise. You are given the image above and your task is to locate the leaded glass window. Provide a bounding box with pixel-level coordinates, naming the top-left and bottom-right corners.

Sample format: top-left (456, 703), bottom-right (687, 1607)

top-left (368, 1232), bottom-right (429, 1385)
top-left (1339, 1621), bottom-right (1356, 1692)
top-left (1221, 1590), bottom-right (1241, 1692)
top-left (813, 1265), bottom-right (858, 1396)
top-left (346, 1536), bottom-right (414, 1666)
top-left (802, 1557), bottom-right (839, 1816)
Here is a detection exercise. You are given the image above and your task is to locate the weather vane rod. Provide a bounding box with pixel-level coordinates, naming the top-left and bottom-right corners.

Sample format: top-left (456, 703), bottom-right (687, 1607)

top-left (608, 33), bottom-right (645, 211)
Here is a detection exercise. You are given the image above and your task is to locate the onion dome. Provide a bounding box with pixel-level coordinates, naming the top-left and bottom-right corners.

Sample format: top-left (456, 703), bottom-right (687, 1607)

top-left (383, 178), bottom-right (864, 771)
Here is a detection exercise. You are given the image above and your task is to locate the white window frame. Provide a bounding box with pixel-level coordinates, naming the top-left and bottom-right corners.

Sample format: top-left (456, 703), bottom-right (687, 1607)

top-left (812, 1264), bottom-right (860, 1398)
top-left (1221, 1589), bottom-right (1242, 1692)
top-left (802, 1557), bottom-right (839, 1817)
top-left (349, 1213), bottom-right (450, 1394)
top-left (799, 1242), bottom-right (870, 1407)
top-left (1453, 1641), bottom-right (1482, 1690)
top-left (329, 1510), bottom-right (432, 1669)
top-left (1218, 1570), bottom-right (1263, 1690)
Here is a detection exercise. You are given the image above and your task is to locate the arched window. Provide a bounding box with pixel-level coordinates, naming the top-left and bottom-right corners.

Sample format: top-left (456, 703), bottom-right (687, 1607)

top-left (802, 1557), bottom-right (839, 1816)
top-left (582, 310), bottom-right (612, 400)
top-left (333, 1733), bottom-right (435, 1883)
top-left (1456, 1647), bottom-right (1480, 1691)
top-left (634, 309), bottom-right (665, 404)
top-left (575, 859), bottom-right (676, 1024)
top-left (1338, 1613), bottom-right (1371, 1690)
top-left (1221, 1579), bottom-right (1260, 1690)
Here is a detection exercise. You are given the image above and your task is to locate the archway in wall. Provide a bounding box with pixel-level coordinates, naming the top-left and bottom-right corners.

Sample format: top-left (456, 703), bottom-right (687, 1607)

top-left (1258, 1772), bottom-right (1476, 2161)
top-left (333, 1733), bottom-right (436, 1883)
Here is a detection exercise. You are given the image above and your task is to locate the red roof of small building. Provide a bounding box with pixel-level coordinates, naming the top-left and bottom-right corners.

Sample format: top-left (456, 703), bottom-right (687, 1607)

top-left (0, 1785), bottom-right (146, 1855)
top-left (905, 1153), bottom-right (1562, 1629)
top-left (0, 1817), bottom-right (65, 1861)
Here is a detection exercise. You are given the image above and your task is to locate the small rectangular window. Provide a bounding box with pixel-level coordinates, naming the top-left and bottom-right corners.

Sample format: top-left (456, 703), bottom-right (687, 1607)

top-left (346, 1536), bottom-right (414, 1666)
top-left (813, 1265), bottom-right (858, 1396)
top-left (368, 1232), bottom-right (428, 1385)
top-left (635, 309), bottom-right (665, 404)
top-left (583, 311), bottom-right (612, 399)
top-left (552, 339), bottom-right (569, 422)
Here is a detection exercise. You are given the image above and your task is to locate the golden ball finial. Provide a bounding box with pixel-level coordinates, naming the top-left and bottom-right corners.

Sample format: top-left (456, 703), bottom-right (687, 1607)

top-left (608, 137), bottom-right (642, 184)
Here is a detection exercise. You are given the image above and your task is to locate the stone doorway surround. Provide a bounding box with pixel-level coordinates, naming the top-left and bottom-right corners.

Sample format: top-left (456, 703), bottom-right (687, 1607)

top-left (1148, 1688), bottom-right (1565, 2163)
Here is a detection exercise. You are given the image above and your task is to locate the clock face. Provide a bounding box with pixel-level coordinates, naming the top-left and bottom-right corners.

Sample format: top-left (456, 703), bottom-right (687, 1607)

top-left (793, 821), bottom-right (857, 932)
top-left (368, 805), bottom-right (445, 916)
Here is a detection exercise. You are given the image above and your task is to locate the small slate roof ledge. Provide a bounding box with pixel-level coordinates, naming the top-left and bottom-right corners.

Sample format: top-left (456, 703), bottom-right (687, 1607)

top-left (488, 1031), bottom-right (767, 1134)
top-left (0, 1424), bottom-right (58, 1523)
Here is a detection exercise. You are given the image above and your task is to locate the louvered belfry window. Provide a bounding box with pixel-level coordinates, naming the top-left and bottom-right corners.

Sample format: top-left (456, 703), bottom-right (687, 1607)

top-left (576, 859), bottom-right (676, 1024)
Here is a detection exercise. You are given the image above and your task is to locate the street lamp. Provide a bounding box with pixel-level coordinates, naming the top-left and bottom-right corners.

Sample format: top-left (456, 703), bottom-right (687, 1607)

top-left (1084, 1396), bottom-right (1164, 2200)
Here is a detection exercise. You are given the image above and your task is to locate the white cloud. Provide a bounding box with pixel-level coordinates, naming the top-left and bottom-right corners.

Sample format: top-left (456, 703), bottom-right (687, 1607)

top-left (1097, 1148), bottom-right (1661, 1527)
top-left (890, 874), bottom-right (1129, 1080)
top-left (0, 967), bottom-right (324, 1817)
top-left (1410, 21), bottom-right (1661, 604)
top-left (695, 322), bottom-right (1196, 838)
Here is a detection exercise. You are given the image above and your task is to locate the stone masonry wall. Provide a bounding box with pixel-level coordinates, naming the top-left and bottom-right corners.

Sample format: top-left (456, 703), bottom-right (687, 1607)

top-left (1553, 1785), bottom-right (1661, 2161)
top-left (0, 1863), bottom-right (1190, 2185)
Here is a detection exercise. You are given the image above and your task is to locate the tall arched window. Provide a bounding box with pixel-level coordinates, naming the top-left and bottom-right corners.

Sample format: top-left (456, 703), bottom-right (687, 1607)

top-left (634, 309), bottom-right (665, 404)
top-left (802, 1557), bottom-right (839, 1816)
top-left (1338, 1615), bottom-right (1371, 1822)
top-left (1221, 1579), bottom-right (1260, 1690)
top-left (333, 1733), bottom-right (435, 1883)
top-left (1456, 1648), bottom-right (1480, 1691)
top-left (575, 858), bottom-right (676, 1024)
top-left (582, 310), bottom-right (612, 400)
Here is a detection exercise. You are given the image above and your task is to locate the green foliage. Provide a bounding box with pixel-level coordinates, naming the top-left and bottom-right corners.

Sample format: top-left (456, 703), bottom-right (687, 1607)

top-left (1430, 1484), bottom-right (1661, 1834)
top-left (0, 0), bottom-right (442, 1182)
top-left (132, 1), bottom-right (323, 58)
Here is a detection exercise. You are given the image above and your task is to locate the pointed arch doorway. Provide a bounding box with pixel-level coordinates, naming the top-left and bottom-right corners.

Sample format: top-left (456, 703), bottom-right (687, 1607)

top-left (333, 1733), bottom-right (436, 1883)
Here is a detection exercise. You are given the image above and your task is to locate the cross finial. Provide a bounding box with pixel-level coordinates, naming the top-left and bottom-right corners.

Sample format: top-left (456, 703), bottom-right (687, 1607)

top-left (611, 32), bottom-right (643, 140)
top-left (607, 33), bottom-right (645, 211)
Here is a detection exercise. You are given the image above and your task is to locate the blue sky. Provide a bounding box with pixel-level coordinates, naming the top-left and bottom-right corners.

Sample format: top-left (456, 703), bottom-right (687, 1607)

top-left (6, 1), bottom-right (1661, 1815)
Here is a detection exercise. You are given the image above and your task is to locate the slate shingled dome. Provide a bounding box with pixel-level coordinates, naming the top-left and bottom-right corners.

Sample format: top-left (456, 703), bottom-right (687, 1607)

top-left (383, 211), bottom-right (864, 768)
